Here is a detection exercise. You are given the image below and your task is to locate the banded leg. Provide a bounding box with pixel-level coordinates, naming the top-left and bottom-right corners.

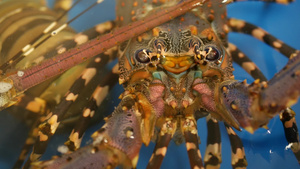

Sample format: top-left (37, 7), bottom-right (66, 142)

top-left (228, 43), bottom-right (267, 81)
top-left (204, 115), bottom-right (222, 168)
top-left (228, 43), bottom-right (300, 163)
top-left (11, 97), bottom-right (50, 168)
top-left (11, 21), bottom-right (118, 167)
top-left (24, 49), bottom-right (117, 168)
top-left (14, 95), bottom-right (48, 114)
top-left (11, 20), bottom-right (116, 114)
top-left (182, 116), bottom-right (204, 169)
top-left (280, 108), bottom-right (300, 163)
top-left (65, 65), bottom-right (119, 151)
top-left (225, 124), bottom-right (247, 169)
top-left (228, 18), bottom-right (299, 58)
top-left (32, 94), bottom-right (144, 169)
top-left (146, 118), bottom-right (176, 169)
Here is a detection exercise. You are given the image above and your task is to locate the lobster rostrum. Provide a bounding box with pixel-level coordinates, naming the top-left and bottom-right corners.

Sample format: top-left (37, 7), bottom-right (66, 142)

top-left (0, 0), bottom-right (300, 168)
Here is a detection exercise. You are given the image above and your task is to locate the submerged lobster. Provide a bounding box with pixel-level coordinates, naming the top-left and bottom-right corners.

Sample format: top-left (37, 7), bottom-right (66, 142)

top-left (0, 0), bottom-right (300, 168)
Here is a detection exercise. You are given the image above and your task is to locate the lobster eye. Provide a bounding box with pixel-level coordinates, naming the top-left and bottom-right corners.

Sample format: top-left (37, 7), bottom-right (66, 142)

top-left (204, 46), bottom-right (220, 61)
top-left (135, 49), bottom-right (151, 63)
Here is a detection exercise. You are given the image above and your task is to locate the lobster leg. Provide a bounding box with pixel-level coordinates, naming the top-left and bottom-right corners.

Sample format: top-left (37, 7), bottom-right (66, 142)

top-left (65, 65), bottom-right (119, 151)
top-left (13, 95), bottom-right (48, 114)
top-left (16, 66), bottom-right (118, 168)
top-left (204, 115), bottom-right (222, 168)
top-left (11, 21), bottom-right (117, 167)
top-left (280, 108), bottom-right (300, 163)
top-left (228, 18), bottom-right (299, 59)
top-left (224, 124), bottom-right (247, 169)
top-left (182, 116), bottom-right (204, 169)
top-left (216, 51), bottom-right (300, 132)
top-left (146, 118), bottom-right (175, 169)
top-left (228, 43), bottom-right (267, 81)
top-left (228, 42), bottom-right (300, 163)
top-left (24, 50), bottom-right (117, 167)
top-left (32, 94), bottom-right (144, 169)
top-left (10, 20), bottom-right (116, 115)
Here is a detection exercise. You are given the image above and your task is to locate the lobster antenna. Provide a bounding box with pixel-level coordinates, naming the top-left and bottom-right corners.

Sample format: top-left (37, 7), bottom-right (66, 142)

top-left (0, 0), bottom-right (104, 73)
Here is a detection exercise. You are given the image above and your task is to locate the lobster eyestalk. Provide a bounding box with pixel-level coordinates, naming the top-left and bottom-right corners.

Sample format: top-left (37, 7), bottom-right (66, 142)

top-left (0, 0), bottom-right (206, 110)
top-left (217, 52), bottom-right (300, 133)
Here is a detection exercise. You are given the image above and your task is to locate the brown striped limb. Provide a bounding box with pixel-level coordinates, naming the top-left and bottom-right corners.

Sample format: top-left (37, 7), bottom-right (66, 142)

top-left (12, 97), bottom-right (49, 168)
top-left (0, 0), bottom-right (204, 110)
top-left (217, 50), bottom-right (300, 133)
top-left (65, 67), bottom-right (119, 151)
top-left (228, 18), bottom-right (299, 59)
top-left (225, 42), bottom-right (300, 163)
top-left (228, 43), bottom-right (267, 81)
top-left (146, 118), bottom-right (176, 169)
top-left (23, 52), bottom-right (117, 168)
top-left (204, 115), bottom-right (222, 169)
top-left (229, 40), bottom-right (300, 162)
top-left (280, 108), bottom-right (300, 164)
top-left (224, 124), bottom-right (247, 169)
top-left (13, 94), bottom-right (48, 114)
top-left (12, 21), bottom-right (117, 167)
top-left (0, 20), bottom-right (116, 110)
top-left (182, 116), bottom-right (204, 169)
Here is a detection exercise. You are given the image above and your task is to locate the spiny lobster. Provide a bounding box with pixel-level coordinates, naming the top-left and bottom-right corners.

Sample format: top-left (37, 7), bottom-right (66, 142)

top-left (0, 0), bottom-right (300, 169)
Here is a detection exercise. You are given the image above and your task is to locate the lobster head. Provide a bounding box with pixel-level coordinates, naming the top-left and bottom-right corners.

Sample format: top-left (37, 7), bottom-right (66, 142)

top-left (118, 11), bottom-right (242, 130)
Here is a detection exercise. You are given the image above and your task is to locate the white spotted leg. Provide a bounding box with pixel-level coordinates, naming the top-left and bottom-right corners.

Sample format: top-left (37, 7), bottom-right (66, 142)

top-left (182, 116), bottom-right (204, 169)
top-left (224, 124), bottom-right (247, 169)
top-left (146, 118), bottom-right (176, 169)
top-left (280, 108), bottom-right (300, 164)
top-left (204, 115), bottom-right (222, 168)
top-left (228, 42), bottom-right (300, 163)
top-left (31, 94), bottom-right (144, 169)
top-left (228, 18), bottom-right (299, 59)
top-left (65, 64), bottom-right (119, 151)
top-left (23, 48), bottom-right (118, 168)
